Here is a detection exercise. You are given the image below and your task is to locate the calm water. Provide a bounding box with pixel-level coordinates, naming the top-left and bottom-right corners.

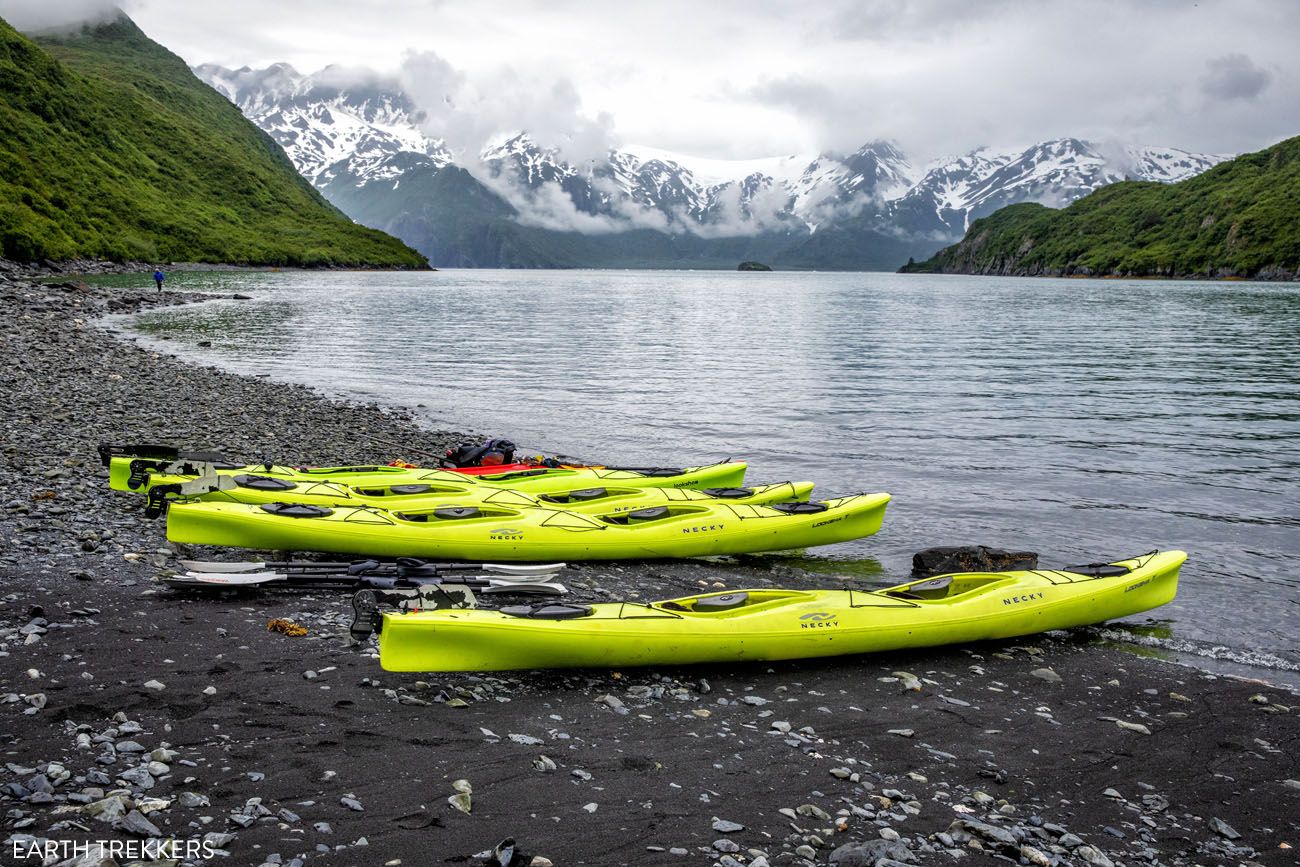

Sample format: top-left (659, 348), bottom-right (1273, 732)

top-left (114, 269), bottom-right (1300, 683)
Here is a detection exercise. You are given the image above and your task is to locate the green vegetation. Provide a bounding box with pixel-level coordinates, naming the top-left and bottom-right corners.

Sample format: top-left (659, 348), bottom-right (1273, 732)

top-left (901, 136), bottom-right (1300, 279)
top-left (0, 14), bottom-right (425, 266)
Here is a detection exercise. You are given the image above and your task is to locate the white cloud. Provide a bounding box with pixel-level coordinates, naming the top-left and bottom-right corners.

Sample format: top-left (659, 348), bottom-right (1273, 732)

top-left (396, 49), bottom-right (615, 165)
top-left (0, 0), bottom-right (118, 31)
top-left (9, 0), bottom-right (1296, 168)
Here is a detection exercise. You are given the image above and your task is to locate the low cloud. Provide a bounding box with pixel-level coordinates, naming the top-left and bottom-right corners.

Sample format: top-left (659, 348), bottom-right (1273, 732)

top-left (398, 49), bottom-right (616, 167)
top-left (2, 0), bottom-right (120, 32)
top-left (1200, 53), bottom-right (1272, 101)
top-left (479, 167), bottom-right (672, 236)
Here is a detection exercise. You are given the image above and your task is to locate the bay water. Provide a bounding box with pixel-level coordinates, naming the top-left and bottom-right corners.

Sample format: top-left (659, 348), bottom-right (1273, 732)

top-left (114, 269), bottom-right (1300, 684)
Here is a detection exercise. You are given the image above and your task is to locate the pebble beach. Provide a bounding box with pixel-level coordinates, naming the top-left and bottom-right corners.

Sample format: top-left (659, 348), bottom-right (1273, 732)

top-left (0, 265), bottom-right (1296, 867)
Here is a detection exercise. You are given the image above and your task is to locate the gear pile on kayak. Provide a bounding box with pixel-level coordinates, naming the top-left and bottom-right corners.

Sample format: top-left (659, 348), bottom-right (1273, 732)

top-left (100, 441), bottom-right (1186, 672)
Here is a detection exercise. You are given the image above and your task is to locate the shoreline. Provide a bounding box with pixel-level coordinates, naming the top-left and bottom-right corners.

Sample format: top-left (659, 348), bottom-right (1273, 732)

top-left (0, 270), bottom-right (1296, 866)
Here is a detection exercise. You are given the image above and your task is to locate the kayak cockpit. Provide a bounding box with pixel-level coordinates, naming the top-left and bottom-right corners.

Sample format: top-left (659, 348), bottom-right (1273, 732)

top-left (882, 573), bottom-right (1014, 601)
top-left (653, 589), bottom-right (817, 616)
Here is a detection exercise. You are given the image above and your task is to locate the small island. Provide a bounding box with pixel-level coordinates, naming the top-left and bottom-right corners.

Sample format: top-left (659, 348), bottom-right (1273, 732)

top-left (737, 260), bottom-right (773, 271)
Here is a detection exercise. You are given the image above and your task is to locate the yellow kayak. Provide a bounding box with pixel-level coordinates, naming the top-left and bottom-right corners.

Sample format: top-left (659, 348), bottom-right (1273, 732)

top-left (166, 493), bottom-right (891, 561)
top-left (374, 550), bottom-right (1186, 671)
top-left (107, 454), bottom-right (748, 496)
top-left (151, 474), bottom-right (814, 516)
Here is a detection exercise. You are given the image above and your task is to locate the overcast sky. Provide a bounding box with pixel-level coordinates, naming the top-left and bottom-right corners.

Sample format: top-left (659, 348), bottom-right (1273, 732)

top-left (6, 0), bottom-right (1298, 162)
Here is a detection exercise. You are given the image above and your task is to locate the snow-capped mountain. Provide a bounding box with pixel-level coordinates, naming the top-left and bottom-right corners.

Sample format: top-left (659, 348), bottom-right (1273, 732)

top-left (476, 134), bottom-right (917, 233)
top-left (195, 62), bottom-right (452, 187)
top-left (193, 63), bottom-right (1229, 268)
top-left (892, 139), bottom-right (1226, 237)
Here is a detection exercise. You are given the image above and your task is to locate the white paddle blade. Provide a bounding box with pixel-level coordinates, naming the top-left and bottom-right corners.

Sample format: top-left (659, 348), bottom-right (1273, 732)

top-left (478, 563), bottom-right (567, 577)
top-left (178, 559), bottom-right (268, 573)
top-left (164, 571), bottom-right (282, 588)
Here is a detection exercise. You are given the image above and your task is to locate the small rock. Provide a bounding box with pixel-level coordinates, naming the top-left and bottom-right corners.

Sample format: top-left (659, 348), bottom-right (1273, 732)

top-left (1030, 668), bottom-right (1062, 683)
top-left (142, 679), bottom-right (165, 691)
top-left (340, 796), bottom-right (364, 812)
top-left (115, 809), bottom-right (161, 837)
top-left (1116, 720), bottom-right (1151, 735)
top-left (1020, 844), bottom-right (1051, 866)
top-left (887, 728), bottom-right (915, 738)
top-left (713, 818), bottom-right (744, 833)
top-left (508, 733), bottom-right (543, 746)
top-left (203, 831), bottom-right (236, 849)
top-left (1074, 845), bottom-right (1115, 867)
top-left (1209, 817), bottom-right (1240, 840)
top-left (447, 792), bottom-right (471, 814)
top-left (796, 803), bottom-right (831, 821)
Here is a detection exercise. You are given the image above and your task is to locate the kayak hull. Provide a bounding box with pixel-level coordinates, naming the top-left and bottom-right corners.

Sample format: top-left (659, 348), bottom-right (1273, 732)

top-left (166, 493), bottom-right (890, 561)
top-left (377, 551), bottom-right (1185, 671)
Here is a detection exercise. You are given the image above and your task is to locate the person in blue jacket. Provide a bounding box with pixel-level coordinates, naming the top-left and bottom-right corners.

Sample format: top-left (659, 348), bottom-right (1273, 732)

top-left (153, 268), bottom-right (165, 292)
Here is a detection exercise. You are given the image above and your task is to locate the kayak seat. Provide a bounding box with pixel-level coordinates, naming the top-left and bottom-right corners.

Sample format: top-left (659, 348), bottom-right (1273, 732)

top-left (260, 503), bottom-right (333, 519)
top-left (692, 592), bottom-right (749, 612)
top-left (235, 474), bottom-right (297, 491)
top-left (770, 501), bottom-right (829, 515)
top-left (400, 507), bottom-right (484, 522)
top-left (389, 484), bottom-right (435, 495)
top-left (541, 487), bottom-right (608, 504)
top-left (702, 487), bottom-right (754, 499)
top-left (887, 576), bottom-right (954, 600)
top-left (603, 506), bottom-right (672, 525)
top-left (500, 603), bottom-right (594, 620)
top-left (1062, 563), bottom-right (1132, 577)
top-left (628, 467), bottom-right (686, 477)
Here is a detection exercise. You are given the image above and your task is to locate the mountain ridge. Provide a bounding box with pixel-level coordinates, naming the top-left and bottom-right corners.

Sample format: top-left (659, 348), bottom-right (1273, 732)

top-left (899, 136), bottom-right (1300, 280)
top-left (0, 14), bottom-right (425, 266)
top-left (194, 61), bottom-right (1230, 270)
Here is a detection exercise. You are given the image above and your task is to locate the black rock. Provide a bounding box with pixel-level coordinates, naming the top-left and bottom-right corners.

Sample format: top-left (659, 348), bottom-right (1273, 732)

top-left (829, 838), bottom-right (916, 866)
top-left (480, 837), bottom-right (532, 867)
top-left (737, 261), bottom-right (773, 271)
top-left (912, 545), bottom-right (1038, 578)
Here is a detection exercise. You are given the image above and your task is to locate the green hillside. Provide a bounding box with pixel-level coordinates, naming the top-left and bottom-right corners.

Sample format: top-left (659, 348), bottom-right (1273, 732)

top-left (901, 136), bottom-right (1300, 279)
top-left (0, 13), bottom-right (425, 266)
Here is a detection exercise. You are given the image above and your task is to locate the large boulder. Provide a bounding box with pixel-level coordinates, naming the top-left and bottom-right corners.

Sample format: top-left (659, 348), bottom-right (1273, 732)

top-left (912, 545), bottom-right (1037, 578)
